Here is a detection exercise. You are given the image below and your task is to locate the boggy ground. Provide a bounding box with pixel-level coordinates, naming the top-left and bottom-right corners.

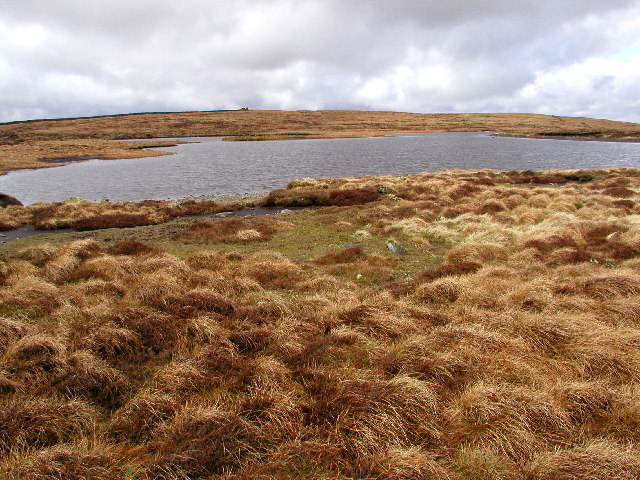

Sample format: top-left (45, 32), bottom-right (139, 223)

top-left (1, 167), bottom-right (640, 479)
top-left (2, 110), bottom-right (640, 173)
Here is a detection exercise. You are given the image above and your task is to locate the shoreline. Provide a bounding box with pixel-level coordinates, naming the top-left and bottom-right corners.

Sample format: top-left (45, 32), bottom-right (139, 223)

top-left (179, 191), bottom-right (268, 205)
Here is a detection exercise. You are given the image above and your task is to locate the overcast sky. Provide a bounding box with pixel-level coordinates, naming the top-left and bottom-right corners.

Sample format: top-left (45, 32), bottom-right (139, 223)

top-left (1, 1), bottom-right (639, 123)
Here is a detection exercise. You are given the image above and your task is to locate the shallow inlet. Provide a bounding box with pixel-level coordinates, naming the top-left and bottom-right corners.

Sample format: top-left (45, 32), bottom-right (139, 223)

top-left (0, 132), bottom-right (638, 205)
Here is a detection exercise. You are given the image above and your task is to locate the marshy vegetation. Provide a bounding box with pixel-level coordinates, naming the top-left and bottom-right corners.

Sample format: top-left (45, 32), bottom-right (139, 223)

top-left (1, 167), bottom-right (640, 478)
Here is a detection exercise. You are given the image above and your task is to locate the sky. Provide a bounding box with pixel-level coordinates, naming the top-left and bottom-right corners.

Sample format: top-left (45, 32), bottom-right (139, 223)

top-left (1, 0), bottom-right (639, 123)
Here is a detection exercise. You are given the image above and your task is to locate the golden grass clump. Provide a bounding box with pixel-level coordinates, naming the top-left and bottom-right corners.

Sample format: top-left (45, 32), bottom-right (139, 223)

top-left (444, 242), bottom-right (509, 265)
top-left (447, 382), bottom-right (571, 461)
top-left (363, 447), bottom-right (453, 480)
top-left (184, 249), bottom-right (231, 271)
top-left (454, 446), bottom-right (522, 480)
top-left (0, 275), bottom-right (62, 316)
top-left (108, 390), bottom-right (180, 443)
top-left (145, 406), bottom-right (264, 478)
top-left (4, 333), bottom-right (67, 376)
top-left (526, 442), bottom-right (640, 480)
top-left (263, 187), bottom-right (381, 207)
top-left (306, 374), bottom-right (441, 456)
top-left (0, 205), bottom-right (31, 231)
top-left (125, 269), bottom-right (186, 310)
top-left (0, 396), bottom-right (98, 455)
top-left (0, 196), bottom-right (251, 234)
top-left (241, 251), bottom-right (303, 288)
top-left (0, 317), bottom-right (29, 355)
top-left (8, 446), bottom-right (128, 480)
top-left (41, 239), bottom-right (101, 282)
top-left (414, 277), bottom-right (464, 304)
top-left (555, 272), bottom-right (640, 299)
top-left (52, 350), bottom-right (131, 409)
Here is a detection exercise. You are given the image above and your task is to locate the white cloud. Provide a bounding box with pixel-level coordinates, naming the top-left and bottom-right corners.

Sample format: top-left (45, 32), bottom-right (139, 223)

top-left (0, 0), bottom-right (639, 122)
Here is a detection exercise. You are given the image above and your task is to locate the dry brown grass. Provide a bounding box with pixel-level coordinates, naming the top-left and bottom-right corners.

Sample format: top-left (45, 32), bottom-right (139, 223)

top-left (0, 167), bottom-right (640, 477)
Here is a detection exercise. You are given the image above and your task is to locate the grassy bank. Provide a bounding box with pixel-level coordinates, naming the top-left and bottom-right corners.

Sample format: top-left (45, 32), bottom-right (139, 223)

top-left (1, 167), bottom-right (640, 478)
top-left (1, 110), bottom-right (640, 173)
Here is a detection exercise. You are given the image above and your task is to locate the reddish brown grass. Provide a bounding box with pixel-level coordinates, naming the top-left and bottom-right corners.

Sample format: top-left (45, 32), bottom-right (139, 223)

top-left (146, 409), bottom-right (264, 478)
top-left (263, 188), bottom-right (380, 207)
top-left (0, 396), bottom-right (97, 454)
top-left (526, 442), bottom-right (640, 480)
top-left (177, 216), bottom-right (285, 243)
top-left (10, 448), bottom-right (127, 480)
top-left (315, 246), bottom-right (365, 265)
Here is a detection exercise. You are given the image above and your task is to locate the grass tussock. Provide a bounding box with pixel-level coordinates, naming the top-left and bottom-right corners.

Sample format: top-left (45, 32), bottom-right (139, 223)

top-left (0, 167), bottom-right (640, 477)
top-left (263, 187), bottom-right (381, 207)
top-left (9, 446), bottom-right (128, 480)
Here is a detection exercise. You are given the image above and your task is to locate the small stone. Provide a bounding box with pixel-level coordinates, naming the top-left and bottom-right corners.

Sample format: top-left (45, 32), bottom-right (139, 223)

top-left (387, 241), bottom-right (406, 255)
top-left (279, 209), bottom-right (292, 214)
top-left (214, 211), bottom-right (233, 218)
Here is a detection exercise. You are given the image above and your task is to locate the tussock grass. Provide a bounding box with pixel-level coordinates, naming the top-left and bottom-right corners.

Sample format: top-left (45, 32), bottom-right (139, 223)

top-left (0, 396), bottom-right (98, 454)
top-left (146, 407), bottom-right (264, 478)
top-left (1, 167), bottom-right (640, 477)
top-left (526, 441), bottom-right (640, 480)
top-left (7, 444), bottom-right (130, 480)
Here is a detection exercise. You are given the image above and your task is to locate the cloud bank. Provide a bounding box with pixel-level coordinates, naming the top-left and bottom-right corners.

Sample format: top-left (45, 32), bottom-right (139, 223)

top-left (1, 0), bottom-right (639, 122)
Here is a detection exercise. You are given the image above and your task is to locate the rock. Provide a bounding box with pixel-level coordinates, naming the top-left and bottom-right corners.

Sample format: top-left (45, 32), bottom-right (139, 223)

top-left (387, 241), bottom-right (406, 255)
top-left (0, 193), bottom-right (22, 207)
top-left (214, 211), bottom-right (233, 218)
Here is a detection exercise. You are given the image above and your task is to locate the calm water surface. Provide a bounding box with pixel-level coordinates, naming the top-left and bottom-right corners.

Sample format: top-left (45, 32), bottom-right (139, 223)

top-left (1, 133), bottom-right (638, 205)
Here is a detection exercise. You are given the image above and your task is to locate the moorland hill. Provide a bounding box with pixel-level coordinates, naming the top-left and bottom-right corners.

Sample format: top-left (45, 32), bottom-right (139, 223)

top-left (1, 110), bottom-right (639, 174)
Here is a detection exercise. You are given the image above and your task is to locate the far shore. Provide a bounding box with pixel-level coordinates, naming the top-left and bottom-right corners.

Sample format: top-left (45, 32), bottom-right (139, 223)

top-left (1, 110), bottom-right (639, 174)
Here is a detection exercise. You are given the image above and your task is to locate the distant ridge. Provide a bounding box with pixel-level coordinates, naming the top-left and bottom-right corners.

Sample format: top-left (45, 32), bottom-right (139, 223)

top-left (1, 110), bottom-right (638, 173)
top-left (0, 108), bottom-right (252, 126)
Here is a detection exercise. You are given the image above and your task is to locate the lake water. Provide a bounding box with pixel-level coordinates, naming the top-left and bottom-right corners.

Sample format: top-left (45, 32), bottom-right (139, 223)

top-left (1, 133), bottom-right (638, 205)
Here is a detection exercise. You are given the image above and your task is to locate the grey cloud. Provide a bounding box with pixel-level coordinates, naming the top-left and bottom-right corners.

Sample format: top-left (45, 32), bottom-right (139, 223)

top-left (1, 0), bottom-right (639, 122)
